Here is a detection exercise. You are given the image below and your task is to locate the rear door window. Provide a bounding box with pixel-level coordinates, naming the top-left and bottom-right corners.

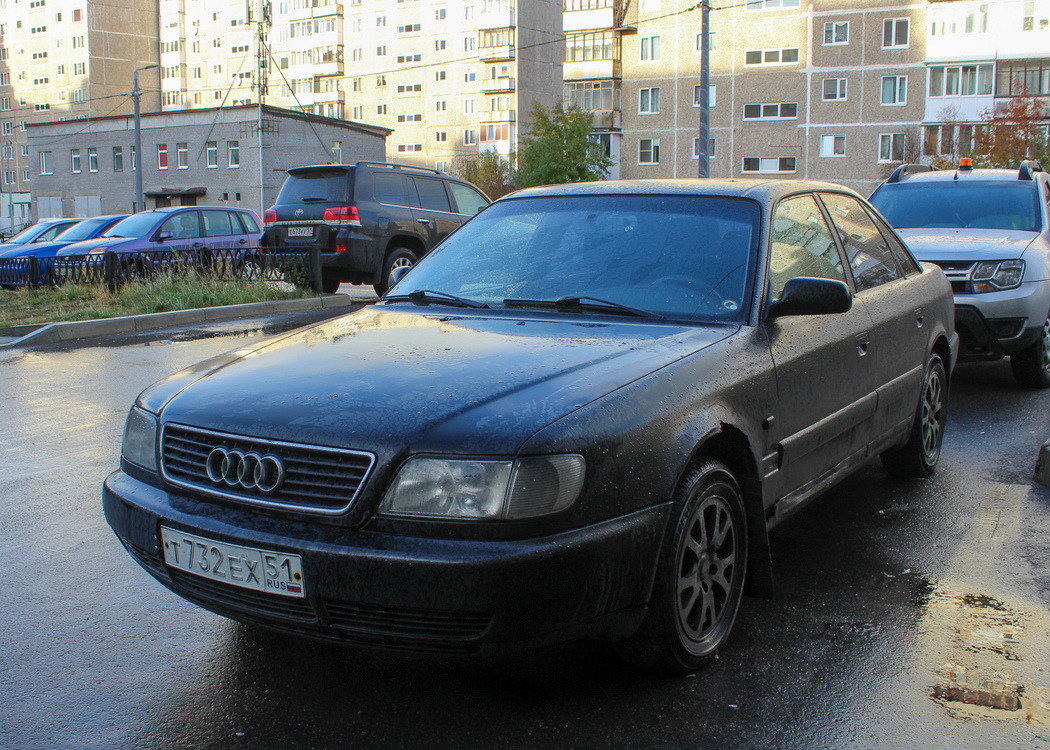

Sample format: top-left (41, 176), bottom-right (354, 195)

top-left (768, 194), bottom-right (846, 299)
top-left (448, 183), bottom-right (489, 216)
top-left (412, 177), bottom-right (453, 212)
top-left (235, 211), bottom-right (261, 234)
top-left (202, 210), bottom-right (236, 237)
top-left (277, 170), bottom-right (351, 204)
top-left (864, 206), bottom-right (921, 276)
top-left (373, 173), bottom-right (411, 206)
top-left (819, 193), bottom-right (901, 292)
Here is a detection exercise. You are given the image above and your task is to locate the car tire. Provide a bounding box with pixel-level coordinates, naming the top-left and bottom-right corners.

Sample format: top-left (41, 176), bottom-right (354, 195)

top-left (881, 353), bottom-right (948, 478)
top-left (373, 247), bottom-right (417, 296)
top-left (241, 256), bottom-right (264, 282)
top-left (1009, 312), bottom-right (1050, 389)
top-left (616, 458), bottom-right (748, 674)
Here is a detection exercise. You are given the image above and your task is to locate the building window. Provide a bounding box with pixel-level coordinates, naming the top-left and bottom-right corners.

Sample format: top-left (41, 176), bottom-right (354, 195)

top-left (565, 80), bottom-right (619, 111)
top-left (436, 70), bottom-right (446, 81)
top-left (994, 59), bottom-right (1050, 96)
top-left (377, 104), bottom-right (387, 115)
top-left (693, 85), bottom-right (716, 107)
top-left (377, 45), bottom-right (387, 56)
top-left (113, 146), bottom-right (123, 172)
top-left (436, 100), bottom-right (447, 111)
top-left (881, 75), bottom-right (907, 105)
top-left (463, 129), bottom-right (477, 145)
top-left (464, 36), bottom-right (476, 52)
top-left (879, 133), bottom-right (905, 162)
top-left (436, 131), bottom-right (447, 142)
top-left (71, 148), bottom-right (81, 173)
top-left (40, 151), bottom-right (53, 175)
top-left (464, 98), bottom-right (475, 114)
top-left (823, 21), bottom-right (849, 45)
top-left (743, 102), bottom-right (797, 120)
top-left (88, 147), bottom-right (97, 172)
top-left (639, 87), bottom-right (660, 114)
top-left (352, 105), bottom-right (362, 119)
top-left (883, 17), bottom-right (909, 48)
top-left (692, 137), bottom-right (716, 158)
top-left (820, 135), bottom-right (845, 157)
top-left (435, 39), bottom-right (446, 50)
top-left (175, 143), bottom-right (187, 169)
top-left (206, 141), bottom-right (218, 168)
top-left (822, 78), bottom-right (847, 101)
top-left (930, 64), bottom-right (993, 97)
top-left (745, 47), bottom-right (799, 65)
top-left (638, 138), bottom-right (660, 164)
top-left (745, 0), bottom-right (800, 8)
top-left (695, 31), bottom-right (716, 52)
top-left (640, 35), bottom-right (660, 60)
top-left (157, 144), bottom-right (168, 170)
top-left (741, 156), bottom-right (796, 174)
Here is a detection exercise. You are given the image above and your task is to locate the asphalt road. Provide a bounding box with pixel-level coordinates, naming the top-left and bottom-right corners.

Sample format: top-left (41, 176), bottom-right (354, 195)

top-left (1, 321), bottom-right (1049, 750)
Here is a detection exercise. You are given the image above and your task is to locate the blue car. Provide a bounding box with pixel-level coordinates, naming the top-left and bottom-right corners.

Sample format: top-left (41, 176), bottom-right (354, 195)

top-left (0, 218), bottom-right (83, 255)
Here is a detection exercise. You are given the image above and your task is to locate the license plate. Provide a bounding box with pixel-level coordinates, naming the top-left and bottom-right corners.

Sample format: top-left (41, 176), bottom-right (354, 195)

top-left (286, 226), bottom-right (313, 237)
top-left (160, 527), bottom-right (305, 599)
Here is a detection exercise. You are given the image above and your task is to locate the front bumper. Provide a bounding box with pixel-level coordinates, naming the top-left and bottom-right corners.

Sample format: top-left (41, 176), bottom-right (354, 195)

top-left (103, 470), bottom-right (669, 655)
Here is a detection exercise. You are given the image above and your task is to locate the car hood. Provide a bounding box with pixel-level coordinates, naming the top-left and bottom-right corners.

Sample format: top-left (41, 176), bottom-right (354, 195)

top-left (146, 306), bottom-right (736, 455)
top-left (898, 228), bottom-right (1036, 262)
top-left (0, 239), bottom-right (72, 258)
top-left (57, 236), bottom-right (141, 255)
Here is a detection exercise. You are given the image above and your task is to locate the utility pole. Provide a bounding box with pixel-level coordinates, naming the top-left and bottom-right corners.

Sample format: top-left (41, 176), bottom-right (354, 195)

top-left (133, 64), bottom-right (157, 213)
top-left (697, 1), bottom-right (710, 178)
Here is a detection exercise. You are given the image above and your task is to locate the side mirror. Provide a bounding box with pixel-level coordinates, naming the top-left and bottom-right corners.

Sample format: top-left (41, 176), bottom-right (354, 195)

top-left (157, 230), bottom-right (174, 242)
top-left (766, 277), bottom-right (852, 320)
top-left (390, 264), bottom-right (412, 286)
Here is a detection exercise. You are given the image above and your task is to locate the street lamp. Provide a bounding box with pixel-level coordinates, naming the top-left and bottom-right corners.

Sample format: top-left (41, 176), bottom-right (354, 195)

top-left (133, 64), bottom-right (157, 213)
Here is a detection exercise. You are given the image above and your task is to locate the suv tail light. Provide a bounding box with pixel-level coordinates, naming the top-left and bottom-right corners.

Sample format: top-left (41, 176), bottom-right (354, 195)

top-left (323, 206), bottom-right (362, 226)
top-left (263, 208), bottom-right (277, 225)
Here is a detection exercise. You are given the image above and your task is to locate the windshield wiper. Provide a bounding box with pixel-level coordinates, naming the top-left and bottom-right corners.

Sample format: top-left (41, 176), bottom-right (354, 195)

top-left (384, 289), bottom-right (489, 309)
top-left (300, 197), bottom-right (329, 203)
top-left (503, 296), bottom-right (664, 319)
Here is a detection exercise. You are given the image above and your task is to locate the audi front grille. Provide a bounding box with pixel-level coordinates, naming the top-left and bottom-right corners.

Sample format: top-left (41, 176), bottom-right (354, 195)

top-left (160, 423), bottom-right (375, 514)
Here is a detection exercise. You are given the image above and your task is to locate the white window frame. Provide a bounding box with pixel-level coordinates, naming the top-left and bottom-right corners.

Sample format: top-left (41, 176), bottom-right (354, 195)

top-left (741, 156), bottom-right (796, 174)
top-left (692, 137), bottom-right (715, 159)
top-left (640, 35), bottom-right (660, 61)
top-left (883, 17), bottom-right (910, 48)
top-left (638, 138), bottom-right (660, 165)
top-left (878, 133), bottom-right (905, 163)
top-left (742, 102), bottom-right (798, 120)
top-left (693, 85), bottom-right (716, 107)
top-left (823, 21), bottom-right (849, 45)
top-left (745, 48), bottom-right (799, 66)
top-left (745, 0), bottom-right (800, 9)
top-left (638, 87), bottom-right (660, 114)
top-left (40, 151), bottom-right (53, 175)
top-left (822, 78), bottom-right (848, 101)
top-left (820, 134), bottom-right (845, 157)
top-left (880, 75), bottom-right (907, 105)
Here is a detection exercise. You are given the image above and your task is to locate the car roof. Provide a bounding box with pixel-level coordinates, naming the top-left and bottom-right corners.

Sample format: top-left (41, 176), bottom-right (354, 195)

top-left (881, 169), bottom-right (1041, 183)
top-left (501, 178), bottom-right (865, 204)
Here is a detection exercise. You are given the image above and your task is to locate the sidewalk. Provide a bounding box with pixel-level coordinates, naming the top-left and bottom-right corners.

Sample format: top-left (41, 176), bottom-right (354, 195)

top-left (0, 285), bottom-right (378, 349)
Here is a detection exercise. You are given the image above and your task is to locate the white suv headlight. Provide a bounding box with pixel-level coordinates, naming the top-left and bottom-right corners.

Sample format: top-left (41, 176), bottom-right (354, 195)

top-left (122, 407), bottom-right (158, 472)
top-left (379, 455), bottom-right (585, 521)
top-left (972, 260), bottom-right (1024, 292)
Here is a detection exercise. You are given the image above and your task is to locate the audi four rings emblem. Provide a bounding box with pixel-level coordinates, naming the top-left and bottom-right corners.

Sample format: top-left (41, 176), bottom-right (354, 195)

top-left (294, 208), bottom-right (304, 216)
top-left (206, 447), bottom-right (286, 494)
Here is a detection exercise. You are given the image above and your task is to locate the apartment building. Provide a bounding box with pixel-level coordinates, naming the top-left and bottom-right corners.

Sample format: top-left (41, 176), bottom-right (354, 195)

top-left (157, 0), bottom-right (564, 173)
top-left (27, 104), bottom-right (388, 216)
top-left (923, 0), bottom-right (1050, 161)
top-left (0, 0), bottom-right (159, 207)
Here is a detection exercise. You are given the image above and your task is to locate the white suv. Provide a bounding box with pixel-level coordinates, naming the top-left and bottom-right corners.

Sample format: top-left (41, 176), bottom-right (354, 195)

top-left (870, 160), bottom-right (1050, 388)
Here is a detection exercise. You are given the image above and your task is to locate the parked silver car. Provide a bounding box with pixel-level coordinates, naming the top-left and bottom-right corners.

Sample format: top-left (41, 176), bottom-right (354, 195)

top-left (870, 160), bottom-right (1050, 388)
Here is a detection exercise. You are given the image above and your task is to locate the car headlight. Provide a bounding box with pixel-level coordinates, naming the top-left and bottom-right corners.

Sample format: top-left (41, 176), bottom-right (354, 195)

top-left (379, 455), bottom-right (585, 521)
top-left (122, 407), bottom-right (158, 472)
top-left (972, 260), bottom-right (1024, 292)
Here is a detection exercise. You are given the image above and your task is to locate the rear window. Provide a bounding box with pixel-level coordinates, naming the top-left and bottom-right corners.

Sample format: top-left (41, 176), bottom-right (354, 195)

top-left (870, 180), bottom-right (1041, 232)
top-left (277, 170), bottom-right (352, 204)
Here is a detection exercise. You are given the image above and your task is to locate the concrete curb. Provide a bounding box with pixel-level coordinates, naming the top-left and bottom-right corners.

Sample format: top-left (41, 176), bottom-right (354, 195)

top-left (1037, 440), bottom-right (1050, 487)
top-left (0, 293), bottom-right (356, 350)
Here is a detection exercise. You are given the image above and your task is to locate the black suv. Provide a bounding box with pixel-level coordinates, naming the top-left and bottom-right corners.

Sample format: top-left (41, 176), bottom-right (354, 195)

top-left (263, 161), bottom-right (490, 294)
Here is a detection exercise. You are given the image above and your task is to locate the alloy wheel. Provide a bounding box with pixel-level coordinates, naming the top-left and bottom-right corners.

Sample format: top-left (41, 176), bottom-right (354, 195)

top-left (676, 493), bottom-right (737, 643)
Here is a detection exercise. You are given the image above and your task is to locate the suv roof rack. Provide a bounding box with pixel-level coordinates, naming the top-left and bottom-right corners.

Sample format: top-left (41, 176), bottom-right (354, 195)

top-left (886, 164), bottom-right (936, 184)
top-left (354, 161), bottom-right (443, 176)
top-left (1018, 160), bottom-right (1045, 181)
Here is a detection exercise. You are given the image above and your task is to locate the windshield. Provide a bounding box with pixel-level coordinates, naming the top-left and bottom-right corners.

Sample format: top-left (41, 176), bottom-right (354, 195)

top-left (870, 180), bottom-right (1041, 231)
top-left (390, 194), bottom-right (760, 322)
top-left (55, 217), bottom-right (112, 242)
top-left (277, 170), bottom-right (352, 204)
top-left (4, 223), bottom-right (48, 244)
top-left (102, 212), bottom-right (162, 238)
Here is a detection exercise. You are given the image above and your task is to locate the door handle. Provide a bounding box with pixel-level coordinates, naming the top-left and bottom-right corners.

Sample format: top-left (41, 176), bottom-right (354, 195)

top-left (416, 218), bottom-right (431, 225)
top-left (238, 239), bottom-right (247, 245)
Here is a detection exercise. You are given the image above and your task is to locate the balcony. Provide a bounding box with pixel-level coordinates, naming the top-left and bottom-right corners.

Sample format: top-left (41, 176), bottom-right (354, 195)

top-left (479, 6), bottom-right (515, 29)
top-left (588, 110), bottom-right (621, 130)
top-left (481, 77), bottom-right (516, 93)
top-left (480, 109), bottom-right (516, 124)
top-left (564, 59), bottom-right (620, 81)
top-left (563, 7), bottom-right (615, 33)
top-left (479, 45), bottom-right (515, 62)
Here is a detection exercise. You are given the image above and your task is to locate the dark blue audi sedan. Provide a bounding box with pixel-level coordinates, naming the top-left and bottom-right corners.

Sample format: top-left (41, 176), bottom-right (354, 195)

top-left (104, 180), bottom-right (957, 672)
